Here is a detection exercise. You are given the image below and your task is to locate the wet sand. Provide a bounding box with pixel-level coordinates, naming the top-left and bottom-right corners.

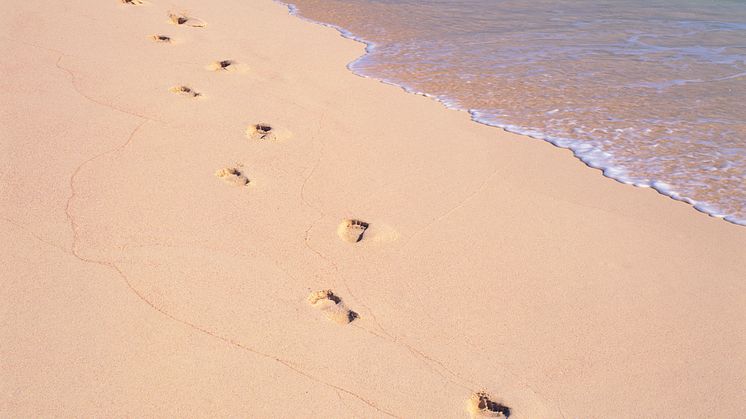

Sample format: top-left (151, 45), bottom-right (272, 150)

top-left (289, 0), bottom-right (746, 225)
top-left (1, 0), bottom-right (745, 417)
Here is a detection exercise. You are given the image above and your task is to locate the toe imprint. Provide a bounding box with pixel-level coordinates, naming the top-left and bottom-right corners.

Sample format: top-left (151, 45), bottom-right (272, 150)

top-left (467, 391), bottom-right (510, 418)
top-left (337, 219), bottom-right (369, 243)
top-left (308, 290), bottom-right (357, 324)
top-left (215, 167), bottom-right (250, 187)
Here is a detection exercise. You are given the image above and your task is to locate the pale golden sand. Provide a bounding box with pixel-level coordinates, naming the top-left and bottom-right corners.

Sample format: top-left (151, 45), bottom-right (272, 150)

top-left (1, 0), bottom-right (745, 417)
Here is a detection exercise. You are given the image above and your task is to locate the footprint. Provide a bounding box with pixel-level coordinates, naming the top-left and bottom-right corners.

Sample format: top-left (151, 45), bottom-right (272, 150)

top-left (467, 391), bottom-right (510, 418)
top-left (206, 59), bottom-right (250, 74)
top-left (244, 123), bottom-right (279, 141)
top-left (150, 34), bottom-right (171, 43)
top-left (121, 0), bottom-right (144, 5)
top-left (337, 219), bottom-right (369, 243)
top-left (170, 85), bottom-right (201, 98)
top-left (308, 290), bottom-right (357, 324)
top-left (208, 59), bottom-right (234, 71)
top-left (168, 12), bottom-right (207, 27)
top-left (215, 167), bottom-right (250, 186)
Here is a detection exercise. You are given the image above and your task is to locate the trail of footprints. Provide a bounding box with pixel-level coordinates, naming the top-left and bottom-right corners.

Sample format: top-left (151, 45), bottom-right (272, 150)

top-left (121, 2), bottom-right (510, 415)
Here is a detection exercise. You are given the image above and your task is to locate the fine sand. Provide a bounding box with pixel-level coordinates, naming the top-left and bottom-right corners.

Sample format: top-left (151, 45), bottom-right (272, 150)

top-left (1, 0), bottom-right (745, 417)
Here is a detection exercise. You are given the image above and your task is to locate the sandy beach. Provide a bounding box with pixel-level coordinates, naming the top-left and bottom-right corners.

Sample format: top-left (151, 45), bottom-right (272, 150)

top-left (2, 0), bottom-right (745, 417)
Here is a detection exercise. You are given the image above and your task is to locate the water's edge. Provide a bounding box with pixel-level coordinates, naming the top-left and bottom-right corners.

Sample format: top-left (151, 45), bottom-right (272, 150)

top-left (277, 1), bottom-right (745, 227)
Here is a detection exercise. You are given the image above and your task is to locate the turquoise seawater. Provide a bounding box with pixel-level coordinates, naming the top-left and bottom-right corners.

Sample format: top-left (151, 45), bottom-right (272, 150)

top-left (285, 0), bottom-right (746, 225)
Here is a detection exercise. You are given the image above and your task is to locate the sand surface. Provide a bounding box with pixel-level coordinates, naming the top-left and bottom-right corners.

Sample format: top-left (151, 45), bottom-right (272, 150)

top-left (1, 0), bottom-right (745, 417)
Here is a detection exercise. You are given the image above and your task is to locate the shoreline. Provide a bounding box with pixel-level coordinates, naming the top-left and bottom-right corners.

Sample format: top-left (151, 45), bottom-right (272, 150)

top-left (281, 0), bottom-right (746, 227)
top-left (2, 0), bottom-right (745, 417)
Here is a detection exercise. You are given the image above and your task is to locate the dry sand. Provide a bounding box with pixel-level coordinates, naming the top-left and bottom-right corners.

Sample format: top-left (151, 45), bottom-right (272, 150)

top-left (1, 0), bottom-right (745, 417)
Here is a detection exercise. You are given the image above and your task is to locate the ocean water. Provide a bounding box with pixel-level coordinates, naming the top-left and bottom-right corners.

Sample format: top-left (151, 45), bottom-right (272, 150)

top-left (284, 0), bottom-right (746, 226)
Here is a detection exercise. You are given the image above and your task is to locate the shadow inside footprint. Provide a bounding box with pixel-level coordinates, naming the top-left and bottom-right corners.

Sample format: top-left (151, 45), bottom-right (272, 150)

top-left (215, 167), bottom-right (250, 186)
top-left (207, 59), bottom-right (238, 72)
top-left (468, 391), bottom-right (511, 418)
top-left (245, 123), bottom-right (276, 140)
top-left (170, 85), bottom-right (201, 98)
top-left (169, 12), bottom-right (207, 27)
top-left (337, 219), bottom-right (369, 243)
top-left (207, 59), bottom-right (250, 74)
top-left (150, 35), bottom-right (171, 43)
top-left (121, 0), bottom-right (144, 5)
top-left (308, 290), bottom-right (356, 325)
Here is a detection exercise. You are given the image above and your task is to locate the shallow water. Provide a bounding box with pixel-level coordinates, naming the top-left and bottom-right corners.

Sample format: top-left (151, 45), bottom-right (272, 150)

top-left (285, 0), bottom-right (746, 225)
